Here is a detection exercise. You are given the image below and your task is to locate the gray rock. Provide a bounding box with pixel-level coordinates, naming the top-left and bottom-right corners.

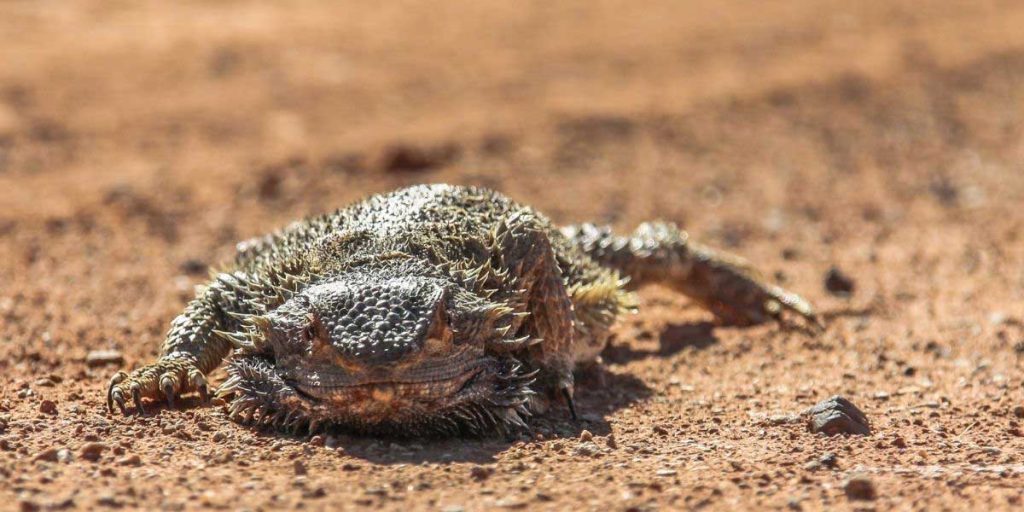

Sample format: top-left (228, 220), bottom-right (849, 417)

top-left (806, 395), bottom-right (871, 436)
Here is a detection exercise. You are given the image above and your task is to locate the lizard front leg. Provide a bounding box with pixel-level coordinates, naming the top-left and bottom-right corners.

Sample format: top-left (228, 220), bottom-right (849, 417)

top-left (563, 222), bottom-right (821, 329)
top-left (492, 211), bottom-right (578, 418)
top-left (107, 280), bottom-right (237, 415)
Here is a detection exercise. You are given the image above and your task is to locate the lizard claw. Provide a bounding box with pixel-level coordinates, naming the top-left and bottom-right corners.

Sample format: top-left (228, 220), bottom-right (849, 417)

top-left (105, 359), bottom-right (206, 415)
top-left (161, 375), bottom-right (176, 409)
top-left (131, 384), bottom-right (146, 415)
top-left (561, 386), bottom-right (578, 421)
top-left (190, 371), bottom-right (210, 403)
top-left (112, 392), bottom-right (128, 416)
top-left (107, 371), bottom-right (128, 414)
top-left (766, 285), bottom-right (824, 332)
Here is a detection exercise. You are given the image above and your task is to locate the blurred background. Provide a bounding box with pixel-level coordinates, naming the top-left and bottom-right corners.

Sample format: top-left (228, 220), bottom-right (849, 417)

top-left (3, 1), bottom-right (1022, 307)
top-left (2, 1), bottom-right (1024, 509)
top-left (2, 1), bottom-right (1021, 224)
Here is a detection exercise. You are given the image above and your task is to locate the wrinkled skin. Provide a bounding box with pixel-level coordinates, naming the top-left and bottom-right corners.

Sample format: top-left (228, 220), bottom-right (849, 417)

top-left (107, 184), bottom-right (819, 437)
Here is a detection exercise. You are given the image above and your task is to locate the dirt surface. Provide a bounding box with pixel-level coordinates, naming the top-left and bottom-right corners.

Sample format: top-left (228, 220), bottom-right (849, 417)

top-left (2, 1), bottom-right (1024, 510)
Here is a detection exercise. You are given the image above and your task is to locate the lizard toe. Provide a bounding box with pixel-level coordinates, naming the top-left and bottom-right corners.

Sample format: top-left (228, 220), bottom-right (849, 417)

top-left (107, 371), bottom-right (128, 414)
top-left (160, 373), bottom-right (179, 409)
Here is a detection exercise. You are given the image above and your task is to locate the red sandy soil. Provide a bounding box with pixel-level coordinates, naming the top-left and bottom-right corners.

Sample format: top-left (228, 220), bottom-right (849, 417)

top-left (2, 1), bottom-right (1024, 510)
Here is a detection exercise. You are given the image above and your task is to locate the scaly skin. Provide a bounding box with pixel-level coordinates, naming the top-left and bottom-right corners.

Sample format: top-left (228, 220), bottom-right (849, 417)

top-left (107, 184), bottom-right (819, 437)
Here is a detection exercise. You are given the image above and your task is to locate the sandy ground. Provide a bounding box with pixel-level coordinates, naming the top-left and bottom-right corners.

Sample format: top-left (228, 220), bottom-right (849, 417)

top-left (2, 1), bottom-right (1024, 510)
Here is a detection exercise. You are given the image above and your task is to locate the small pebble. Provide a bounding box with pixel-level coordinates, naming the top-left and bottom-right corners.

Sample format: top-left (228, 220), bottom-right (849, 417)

top-left (303, 487), bottom-right (327, 499)
top-left (293, 460), bottom-right (308, 475)
top-left (470, 465), bottom-right (494, 480)
top-left (824, 267), bottom-right (856, 296)
top-left (85, 350), bottom-right (124, 367)
top-left (573, 442), bottom-right (599, 457)
top-left (119, 454), bottom-right (142, 466)
top-left (495, 496), bottom-right (528, 509)
top-left (39, 400), bottom-right (58, 415)
top-left (33, 447), bottom-right (59, 462)
top-left (819, 452), bottom-right (838, 468)
top-left (579, 429), bottom-right (593, 442)
top-left (56, 448), bottom-right (73, 463)
top-left (96, 495), bottom-right (120, 507)
top-left (80, 442), bottom-right (108, 462)
top-left (844, 474), bottom-right (877, 501)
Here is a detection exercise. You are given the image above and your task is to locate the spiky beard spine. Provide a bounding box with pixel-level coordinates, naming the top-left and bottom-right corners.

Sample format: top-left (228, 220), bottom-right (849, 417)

top-left (216, 355), bottom-right (537, 438)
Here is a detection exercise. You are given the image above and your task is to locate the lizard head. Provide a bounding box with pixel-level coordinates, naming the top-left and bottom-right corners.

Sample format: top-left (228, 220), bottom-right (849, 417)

top-left (218, 272), bottom-right (536, 437)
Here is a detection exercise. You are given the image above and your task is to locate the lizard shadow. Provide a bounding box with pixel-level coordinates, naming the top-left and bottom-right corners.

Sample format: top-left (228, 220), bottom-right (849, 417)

top-left (602, 320), bottom-right (719, 364)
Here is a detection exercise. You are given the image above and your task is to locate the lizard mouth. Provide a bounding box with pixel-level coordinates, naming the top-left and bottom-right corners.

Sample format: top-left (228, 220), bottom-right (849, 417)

top-left (289, 364), bottom-right (486, 403)
top-left (283, 343), bottom-right (494, 405)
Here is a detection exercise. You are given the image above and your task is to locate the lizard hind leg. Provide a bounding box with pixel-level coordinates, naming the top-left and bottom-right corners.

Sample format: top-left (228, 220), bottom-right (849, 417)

top-left (491, 211), bottom-right (579, 418)
top-left (562, 222), bottom-right (822, 330)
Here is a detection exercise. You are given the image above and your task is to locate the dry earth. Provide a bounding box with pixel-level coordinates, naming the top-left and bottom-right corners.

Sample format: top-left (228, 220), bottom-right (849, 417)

top-left (2, 1), bottom-right (1024, 510)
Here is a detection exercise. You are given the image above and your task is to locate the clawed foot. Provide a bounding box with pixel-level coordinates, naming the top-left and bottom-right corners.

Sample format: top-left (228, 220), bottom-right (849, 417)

top-left (688, 251), bottom-right (823, 331)
top-left (107, 358), bottom-right (209, 415)
top-left (722, 280), bottom-right (822, 332)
